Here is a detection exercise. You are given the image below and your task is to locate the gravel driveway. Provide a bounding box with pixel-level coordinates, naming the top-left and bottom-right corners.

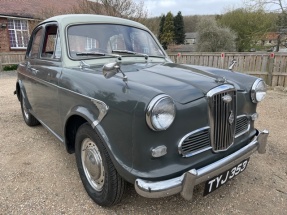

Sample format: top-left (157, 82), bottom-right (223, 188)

top-left (0, 71), bottom-right (286, 215)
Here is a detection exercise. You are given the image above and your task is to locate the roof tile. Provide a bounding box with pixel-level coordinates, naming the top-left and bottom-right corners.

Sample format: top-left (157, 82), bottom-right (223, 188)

top-left (0, 0), bottom-right (80, 19)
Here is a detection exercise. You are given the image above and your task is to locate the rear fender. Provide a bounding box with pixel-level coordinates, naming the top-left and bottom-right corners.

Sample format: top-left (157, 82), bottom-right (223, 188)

top-left (16, 80), bottom-right (32, 109)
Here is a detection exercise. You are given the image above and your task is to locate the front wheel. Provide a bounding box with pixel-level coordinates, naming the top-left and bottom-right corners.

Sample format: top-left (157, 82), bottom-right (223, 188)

top-left (75, 123), bottom-right (126, 207)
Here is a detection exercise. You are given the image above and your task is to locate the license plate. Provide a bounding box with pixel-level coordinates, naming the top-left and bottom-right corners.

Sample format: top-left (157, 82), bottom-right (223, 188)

top-left (203, 158), bottom-right (250, 196)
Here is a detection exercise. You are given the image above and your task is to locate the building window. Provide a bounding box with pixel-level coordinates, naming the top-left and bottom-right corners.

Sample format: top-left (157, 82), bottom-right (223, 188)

top-left (86, 37), bottom-right (98, 50)
top-left (8, 19), bottom-right (29, 49)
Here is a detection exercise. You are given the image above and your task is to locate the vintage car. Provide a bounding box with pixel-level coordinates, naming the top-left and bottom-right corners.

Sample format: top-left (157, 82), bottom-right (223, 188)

top-left (15, 14), bottom-right (269, 207)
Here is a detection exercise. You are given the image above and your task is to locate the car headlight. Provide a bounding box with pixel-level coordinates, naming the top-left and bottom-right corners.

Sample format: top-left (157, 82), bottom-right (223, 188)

top-left (146, 95), bottom-right (176, 131)
top-left (251, 79), bottom-right (267, 103)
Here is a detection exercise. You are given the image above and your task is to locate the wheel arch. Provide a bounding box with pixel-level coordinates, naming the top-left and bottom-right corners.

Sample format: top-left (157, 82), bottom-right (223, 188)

top-left (64, 105), bottom-right (106, 154)
top-left (15, 81), bottom-right (21, 101)
top-left (64, 108), bottom-right (134, 183)
top-left (16, 80), bottom-right (31, 109)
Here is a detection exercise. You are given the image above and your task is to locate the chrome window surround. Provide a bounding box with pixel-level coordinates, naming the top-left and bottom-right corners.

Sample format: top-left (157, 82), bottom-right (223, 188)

top-left (178, 126), bottom-right (212, 157)
top-left (207, 84), bottom-right (237, 153)
top-left (146, 94), bottom-right (175, 131)
top-left (235, 115), bottom-right (250, 138)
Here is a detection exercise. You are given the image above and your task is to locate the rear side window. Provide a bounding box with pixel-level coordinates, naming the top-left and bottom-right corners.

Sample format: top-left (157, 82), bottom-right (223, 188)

top-left (29, 28), bottom-right (43, 58)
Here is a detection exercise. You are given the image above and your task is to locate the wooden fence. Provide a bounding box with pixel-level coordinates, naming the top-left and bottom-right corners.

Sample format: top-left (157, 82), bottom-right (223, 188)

top-left (0, 52), bottom-right (25, 72)
top-left (1, 51), bottom-right (287, 87)
top-left (169, 52), bottom-right (287, 87)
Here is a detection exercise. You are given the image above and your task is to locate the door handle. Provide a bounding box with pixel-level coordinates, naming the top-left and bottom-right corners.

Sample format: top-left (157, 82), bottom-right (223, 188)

top-left (26, 61), bottom-right (31, 69)
top-left (31, 68), bottom-right (39, 73)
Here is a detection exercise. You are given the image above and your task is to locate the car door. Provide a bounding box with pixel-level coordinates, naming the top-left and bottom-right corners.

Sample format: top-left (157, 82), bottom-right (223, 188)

top-left (22, 26), bottom-right (44, 111)
top-left (29, 23), bottom-right (63, 138)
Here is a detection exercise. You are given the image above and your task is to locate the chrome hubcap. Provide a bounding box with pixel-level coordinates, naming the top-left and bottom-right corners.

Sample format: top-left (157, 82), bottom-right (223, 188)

top-left (22, 97), bottom-right (29, 120)
top-left (81, 138), bottom-right (105, 191)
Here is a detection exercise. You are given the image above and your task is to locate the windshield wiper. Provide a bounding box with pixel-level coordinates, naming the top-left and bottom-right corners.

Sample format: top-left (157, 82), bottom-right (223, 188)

top-left (112, 49), bottom-right (148, 60)
top-left (76, 52), bottom-right (105, 56)
top-left (76, 52), bottom-right (121, 59)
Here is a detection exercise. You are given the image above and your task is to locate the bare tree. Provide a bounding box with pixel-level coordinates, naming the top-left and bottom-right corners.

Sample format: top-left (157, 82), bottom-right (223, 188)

top-left (244, 0), bottom-right (287, 51)
top-left (243, 0), bottom-right (287, 13)
top-left (72, 0), bottom-right (147, 22)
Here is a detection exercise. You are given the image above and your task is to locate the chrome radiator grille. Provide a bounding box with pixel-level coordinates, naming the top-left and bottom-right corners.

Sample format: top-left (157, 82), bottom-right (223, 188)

top-left (178, 127), bottom-right (211, 157)
top-left (207, 85), bottom-right (237, 152)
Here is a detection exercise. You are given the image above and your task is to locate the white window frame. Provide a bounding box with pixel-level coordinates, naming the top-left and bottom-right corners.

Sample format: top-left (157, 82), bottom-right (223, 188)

top-left (8, 19), bottom-right (29, 49)
top-left (86, 37), bottom-right (97, 50)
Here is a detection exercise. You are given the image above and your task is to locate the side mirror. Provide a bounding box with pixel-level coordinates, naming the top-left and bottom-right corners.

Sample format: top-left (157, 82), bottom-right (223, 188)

top-left (102, 62), bottom-right (121, 79)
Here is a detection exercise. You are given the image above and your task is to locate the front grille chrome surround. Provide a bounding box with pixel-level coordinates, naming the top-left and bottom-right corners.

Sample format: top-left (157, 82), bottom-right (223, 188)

top-left (235, 115), bottom-right (250, 138)
top-left (178, 126), bottom-right (211, 157)
top-left (207, 84), bottom-right (237, 152)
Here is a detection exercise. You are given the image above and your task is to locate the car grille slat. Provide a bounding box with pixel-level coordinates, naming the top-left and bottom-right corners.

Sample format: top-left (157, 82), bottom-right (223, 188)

top-left (182, 141), bottom-right (210, 150)
top-left (178, 127), bottom-right (211, 157)
top-left (182, 140), bottom-right (210, 147)
top-left (207, 85), bottom-right (236, 152)
top-left (235, 115), bottom-right (249, 137)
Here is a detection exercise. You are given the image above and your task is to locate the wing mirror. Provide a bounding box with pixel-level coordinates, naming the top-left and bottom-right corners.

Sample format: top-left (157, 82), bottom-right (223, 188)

top-left (102, 62), bottom-right (121, 79)
top-left (228, 59), bottom-right (237, 71)
top-left (102, 61), bottom-right (128, 82)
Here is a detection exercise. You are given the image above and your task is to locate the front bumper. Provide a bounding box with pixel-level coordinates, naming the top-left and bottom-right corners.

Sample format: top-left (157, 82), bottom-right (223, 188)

top-left (135, 129), bottom-right (269, 200)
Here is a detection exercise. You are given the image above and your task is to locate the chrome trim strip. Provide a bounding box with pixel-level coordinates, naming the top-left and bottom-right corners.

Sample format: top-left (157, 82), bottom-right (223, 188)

top-left (17, 71), bottom-right (109, 126)
top-left (206, 84), bottom-right (235, 98)
top-left (18, 70), bottom-right (93, 101)
top-left (235, 115), bottom-right (250, 138)
top-left (29, 110), bottom-right (64, 143)
top-left (178, 126), bottom-right (210, 157)
top-left (91, 99), bottom-right (109, 123)
top-left (183, 147), bottom-right (212, 158)
top-left (135, 129), bottom-right (269, 200)
top-left (91, 120), bottom-right (99, 129)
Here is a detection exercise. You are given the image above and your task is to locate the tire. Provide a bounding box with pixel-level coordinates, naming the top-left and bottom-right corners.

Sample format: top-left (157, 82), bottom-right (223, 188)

top-left (20, 94), bottom-right (40, 126)
top-left (75, 123), bottom-right (126, 207)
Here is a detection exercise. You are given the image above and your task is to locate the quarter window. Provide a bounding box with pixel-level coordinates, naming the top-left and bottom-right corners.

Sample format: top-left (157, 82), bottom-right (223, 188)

top-left (41, 25), bottom-right (61, 59)
top-left (29, 28), bottom-right (43, 58)
top-left (8, 19), bottom-right (29, 49)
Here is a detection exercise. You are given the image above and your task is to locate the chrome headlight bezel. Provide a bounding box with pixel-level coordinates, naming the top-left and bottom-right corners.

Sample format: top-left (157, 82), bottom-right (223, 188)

top-left (251, 79), bottom-right (267, 103)
top-left (146, 94), bottom-right (176, 131)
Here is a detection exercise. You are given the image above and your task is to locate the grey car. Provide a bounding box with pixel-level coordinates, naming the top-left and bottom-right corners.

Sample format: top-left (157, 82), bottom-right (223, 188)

top-left (15, 14), bottom-right (269, 207)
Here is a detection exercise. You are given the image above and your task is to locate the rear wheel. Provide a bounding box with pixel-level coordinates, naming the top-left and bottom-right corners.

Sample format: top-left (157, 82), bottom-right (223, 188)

top-left (75, 123), bottom-right (126, 207)
top-left (20, 94), bottom-right (39, 126)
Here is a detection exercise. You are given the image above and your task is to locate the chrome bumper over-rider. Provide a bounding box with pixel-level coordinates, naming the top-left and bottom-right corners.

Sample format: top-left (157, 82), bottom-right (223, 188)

top-left (135, 129), bottom-right (269, 201)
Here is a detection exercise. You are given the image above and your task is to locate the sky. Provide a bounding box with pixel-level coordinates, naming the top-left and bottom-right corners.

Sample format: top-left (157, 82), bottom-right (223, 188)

top-left (139, 0), bottom-right (245, 17)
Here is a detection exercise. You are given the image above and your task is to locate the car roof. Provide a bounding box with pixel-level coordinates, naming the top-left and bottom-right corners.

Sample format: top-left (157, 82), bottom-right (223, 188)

top-left (40, 14), bottom-right (148, 30)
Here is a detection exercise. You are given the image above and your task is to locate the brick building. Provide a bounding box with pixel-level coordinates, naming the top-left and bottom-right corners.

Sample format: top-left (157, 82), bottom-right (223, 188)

top-left (0, 0), bottom-right (79, 53)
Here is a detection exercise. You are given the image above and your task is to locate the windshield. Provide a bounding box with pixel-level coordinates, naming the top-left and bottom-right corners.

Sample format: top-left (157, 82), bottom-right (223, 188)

top-left (67, 24), bottom-right (165, 59)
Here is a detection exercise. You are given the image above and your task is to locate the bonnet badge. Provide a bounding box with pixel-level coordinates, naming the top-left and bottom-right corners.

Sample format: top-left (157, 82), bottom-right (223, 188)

top-left (229, 111), bottom-right (235, 124)
top-left (222, 94), bottom-right (232, 103)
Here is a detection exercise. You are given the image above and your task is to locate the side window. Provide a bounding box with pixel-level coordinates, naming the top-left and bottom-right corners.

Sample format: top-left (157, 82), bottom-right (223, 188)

top-left (41, 25), bottom-right (61, 59)
top-left (29, 28), bottom-right (43, 58)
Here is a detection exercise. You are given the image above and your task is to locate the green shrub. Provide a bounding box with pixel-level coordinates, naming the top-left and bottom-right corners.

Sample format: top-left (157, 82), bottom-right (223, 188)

top-left (3, 64), bottom-right (18, 71)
